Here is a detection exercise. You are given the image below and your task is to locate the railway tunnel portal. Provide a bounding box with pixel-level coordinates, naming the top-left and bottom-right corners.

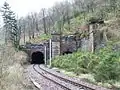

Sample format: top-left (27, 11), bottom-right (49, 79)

top-left (25, 43), bottom-right (47, 64)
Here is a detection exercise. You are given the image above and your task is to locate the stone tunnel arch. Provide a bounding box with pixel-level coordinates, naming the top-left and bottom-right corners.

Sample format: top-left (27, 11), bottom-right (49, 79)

top-left (31, 51), bottom-right (45, 64)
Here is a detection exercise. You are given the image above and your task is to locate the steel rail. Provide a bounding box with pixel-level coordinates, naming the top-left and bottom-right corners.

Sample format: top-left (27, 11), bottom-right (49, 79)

top-left (38, 65), bottom-right (94, 90)
top-left (33, 64), bottom-right (71, 90)
top-left (38, 65), bottom-right (110, 90)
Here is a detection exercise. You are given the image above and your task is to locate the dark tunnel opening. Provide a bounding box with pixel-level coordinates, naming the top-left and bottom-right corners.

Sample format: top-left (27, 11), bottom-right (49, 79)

top-left (62, 51), bottom-right (73, 55)
top-left (31, 51), bottom-right (45, 64)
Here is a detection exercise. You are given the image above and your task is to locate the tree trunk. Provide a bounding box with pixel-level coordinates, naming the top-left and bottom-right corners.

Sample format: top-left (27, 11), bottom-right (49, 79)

top-left (28, 29), bottom-right (31, 41)
top-left (103, 30), bottom-right (108, 42)
top-left (23, 27), bottom-right (26, 44)
top-left (42, 9), bottom-right (47, 34)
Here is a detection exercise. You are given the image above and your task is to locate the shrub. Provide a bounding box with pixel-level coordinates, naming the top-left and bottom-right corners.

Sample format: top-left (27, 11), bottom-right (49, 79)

top-left (52, 52), bottom-right (99, 74)
top-left (52, 44), bottom-right (120, 86)
top-left (94, 48), bottom-right (120, 84)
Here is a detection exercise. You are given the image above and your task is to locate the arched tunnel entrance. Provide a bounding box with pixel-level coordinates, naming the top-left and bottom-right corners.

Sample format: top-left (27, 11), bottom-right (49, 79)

top-left (31, 51), bottom-right (45, 64)
top-left (62, 51), bottom-right (73, 55)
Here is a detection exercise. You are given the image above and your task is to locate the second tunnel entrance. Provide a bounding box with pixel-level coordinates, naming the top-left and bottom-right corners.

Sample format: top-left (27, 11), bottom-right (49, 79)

top-left (31, 51), bottom-right (45, 64)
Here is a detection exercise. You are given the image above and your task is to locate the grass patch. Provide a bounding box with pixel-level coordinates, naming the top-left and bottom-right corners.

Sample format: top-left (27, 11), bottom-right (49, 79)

top-left (0, 45), bottom-right (37, 90)
top-left (30, 34), bottom-right (51, 44)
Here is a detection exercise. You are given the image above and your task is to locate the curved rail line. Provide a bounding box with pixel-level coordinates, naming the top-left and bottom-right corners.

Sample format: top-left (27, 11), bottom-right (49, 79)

top-left (33, 64), bottom-right (71, 90)
top-left (33, 64), bottom-right (110, 90)
top-left (38, 65), bottom-right (94, 90)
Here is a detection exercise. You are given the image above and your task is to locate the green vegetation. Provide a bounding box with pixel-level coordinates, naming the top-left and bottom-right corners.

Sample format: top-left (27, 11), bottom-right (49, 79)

top-left (52, 45), bottom-right (120, 89)
top-left (30, 34), bottom-right (52, 43)
top-left (39, 34), bottom-right (52, 41)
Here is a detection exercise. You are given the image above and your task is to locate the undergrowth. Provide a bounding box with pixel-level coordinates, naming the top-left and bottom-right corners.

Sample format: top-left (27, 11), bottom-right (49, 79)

top-left (51, 45), bottom-right (120, 89)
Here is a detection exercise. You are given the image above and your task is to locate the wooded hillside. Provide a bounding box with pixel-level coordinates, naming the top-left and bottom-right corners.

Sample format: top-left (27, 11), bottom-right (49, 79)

top-left (16, 0), bottom-right (120, 44)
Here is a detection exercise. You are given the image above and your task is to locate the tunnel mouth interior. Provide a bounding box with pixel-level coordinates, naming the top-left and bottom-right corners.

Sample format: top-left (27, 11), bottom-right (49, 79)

top-left (31, 51), bottom-right (45, 64)
top-left (62, 51), bottom-right (73, 55)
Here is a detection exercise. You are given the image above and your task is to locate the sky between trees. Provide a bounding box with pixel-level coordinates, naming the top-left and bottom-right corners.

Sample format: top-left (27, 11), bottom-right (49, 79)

top-left (0, 0), bottom-right (63, 26)
top-left (0, 0), bottom-right (64, 17)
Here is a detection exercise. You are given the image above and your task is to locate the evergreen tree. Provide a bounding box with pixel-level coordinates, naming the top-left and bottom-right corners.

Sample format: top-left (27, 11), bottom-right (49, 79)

top-left (1, 2), bottom-right (11, 44)
top-left (1, 2), bottom-right (21, 48)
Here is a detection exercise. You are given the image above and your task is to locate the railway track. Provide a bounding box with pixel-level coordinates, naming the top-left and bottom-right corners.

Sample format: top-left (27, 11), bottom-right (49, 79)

top-left (33, 64), bottom-right (110, 90)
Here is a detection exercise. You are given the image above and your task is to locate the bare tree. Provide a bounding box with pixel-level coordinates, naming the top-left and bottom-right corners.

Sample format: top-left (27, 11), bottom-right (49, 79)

top-left (26, 15), bottom-right (32, 41)
top-left (41, 8), bottom-right (47, 34)
top-left (30, 13), bottom-right (35, 38)
top-left (18, 18), bottom-right (26, 44)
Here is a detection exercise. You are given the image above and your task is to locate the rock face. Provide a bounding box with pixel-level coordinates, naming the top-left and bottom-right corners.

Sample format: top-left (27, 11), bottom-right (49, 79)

top-left (52, 42), bottom-right (60, 57)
